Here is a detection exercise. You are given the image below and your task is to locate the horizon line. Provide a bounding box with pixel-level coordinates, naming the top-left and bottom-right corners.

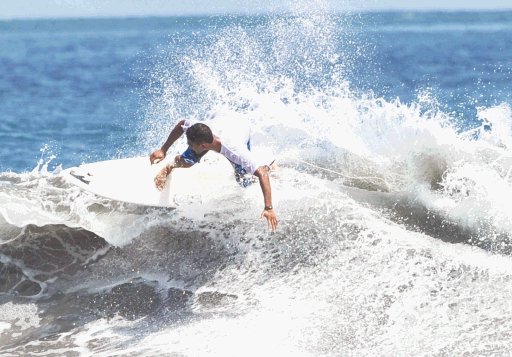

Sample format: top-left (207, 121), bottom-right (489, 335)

top-left (1, 7), bottom-right (512, 22)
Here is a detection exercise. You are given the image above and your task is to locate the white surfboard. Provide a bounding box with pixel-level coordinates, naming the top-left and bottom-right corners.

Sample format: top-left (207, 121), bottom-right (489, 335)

top-left (61, 156), bottom-right (235, 207)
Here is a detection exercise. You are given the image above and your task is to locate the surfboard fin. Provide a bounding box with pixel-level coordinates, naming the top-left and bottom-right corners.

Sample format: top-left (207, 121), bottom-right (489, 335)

top-left (70, 171), bottom-right (91, 184)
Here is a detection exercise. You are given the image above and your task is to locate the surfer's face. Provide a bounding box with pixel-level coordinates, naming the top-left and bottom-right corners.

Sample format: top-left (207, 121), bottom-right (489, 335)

top-left (187, 139), bottom-right (207, 155)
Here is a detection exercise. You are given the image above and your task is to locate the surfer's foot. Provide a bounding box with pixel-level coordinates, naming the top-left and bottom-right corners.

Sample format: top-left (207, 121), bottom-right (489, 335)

top-left (154, 164), bottom-right (172, 191)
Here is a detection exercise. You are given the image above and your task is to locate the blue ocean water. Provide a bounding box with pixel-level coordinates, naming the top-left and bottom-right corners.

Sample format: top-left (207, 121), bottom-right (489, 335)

top-left (2, 9), bottom-right (512, 356)
top-left (353, 11), bottom-right (512, 122)
top-left (1, 12), bottom-right (511, 172)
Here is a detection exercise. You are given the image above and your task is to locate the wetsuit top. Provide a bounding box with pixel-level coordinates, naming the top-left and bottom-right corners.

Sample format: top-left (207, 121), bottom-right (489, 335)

top-left (181, 116), bottom-right (261, 174)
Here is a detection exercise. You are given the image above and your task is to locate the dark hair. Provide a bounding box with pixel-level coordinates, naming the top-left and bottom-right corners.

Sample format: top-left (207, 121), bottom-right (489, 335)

top-left (186, 123), bottom-right (213, 144)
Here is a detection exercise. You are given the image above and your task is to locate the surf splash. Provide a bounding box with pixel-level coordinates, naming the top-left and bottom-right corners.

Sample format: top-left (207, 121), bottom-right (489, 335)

top-left (136, 5), bottom-right (512, 247)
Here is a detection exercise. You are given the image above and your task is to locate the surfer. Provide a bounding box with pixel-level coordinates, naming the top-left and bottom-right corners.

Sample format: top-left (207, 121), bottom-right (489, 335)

top-left (149, 118), bottom-right (278, 232)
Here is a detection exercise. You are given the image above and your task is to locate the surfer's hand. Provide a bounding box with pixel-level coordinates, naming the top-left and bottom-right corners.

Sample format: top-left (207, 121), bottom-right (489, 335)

top-left (154, 164), bottom-right (172, 191)
top-left (261, 209), bottom-right (278, 233)
top-left (150, 149), bottom-right (166, 164)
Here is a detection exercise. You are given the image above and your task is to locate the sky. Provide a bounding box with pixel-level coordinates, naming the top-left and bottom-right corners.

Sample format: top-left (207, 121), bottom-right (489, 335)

top-left (0, 0), bottom-right (511, 20)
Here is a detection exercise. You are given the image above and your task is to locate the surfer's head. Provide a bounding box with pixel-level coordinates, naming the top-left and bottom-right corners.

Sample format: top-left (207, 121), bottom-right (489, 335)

top-left (186, 123), bottom-right (213, 153)
top-left (186, 123), bottom-right (213, 144)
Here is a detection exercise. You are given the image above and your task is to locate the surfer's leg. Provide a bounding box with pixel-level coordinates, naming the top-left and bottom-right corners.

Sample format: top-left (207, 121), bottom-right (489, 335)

top-left (180, 147), bottom-right (200, 166)
top-left (154, 163), bottom-right (173, 191)
top-left (232, 139), bottom-right (272, 188)
top-left (233, 164), bottom-right (254, 188)
top-left (154, 151), bottom-right (198, 191)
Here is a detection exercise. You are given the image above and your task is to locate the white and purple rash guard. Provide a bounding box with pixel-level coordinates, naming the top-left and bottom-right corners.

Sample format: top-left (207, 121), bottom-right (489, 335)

top-left (181, 116), bottom-right (261, 174)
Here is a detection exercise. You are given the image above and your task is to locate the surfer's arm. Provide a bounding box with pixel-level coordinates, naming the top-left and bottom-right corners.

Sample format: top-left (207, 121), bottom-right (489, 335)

top-left (161, 119), bottom-right (186, 153)
top-left (150, 119), bottom-right (186, 164)
top-left (254, 166), bottom-right (278, 232)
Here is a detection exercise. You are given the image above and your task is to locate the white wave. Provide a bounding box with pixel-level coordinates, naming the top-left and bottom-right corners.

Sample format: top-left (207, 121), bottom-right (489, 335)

top-left (3, 97), bottom-right (512, 248)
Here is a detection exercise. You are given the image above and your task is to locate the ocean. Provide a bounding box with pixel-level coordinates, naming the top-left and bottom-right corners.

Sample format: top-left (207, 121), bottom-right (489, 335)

top-left (1, 7), bottom-right (512, 356)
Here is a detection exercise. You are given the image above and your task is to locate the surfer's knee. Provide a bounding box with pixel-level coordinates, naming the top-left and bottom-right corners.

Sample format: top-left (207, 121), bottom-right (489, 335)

top-left (174, 155), bottom-right (194, 168)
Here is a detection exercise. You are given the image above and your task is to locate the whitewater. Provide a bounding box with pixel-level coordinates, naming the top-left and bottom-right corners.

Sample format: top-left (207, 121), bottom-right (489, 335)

top-left (1, 4), bottom-right (512, 356)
